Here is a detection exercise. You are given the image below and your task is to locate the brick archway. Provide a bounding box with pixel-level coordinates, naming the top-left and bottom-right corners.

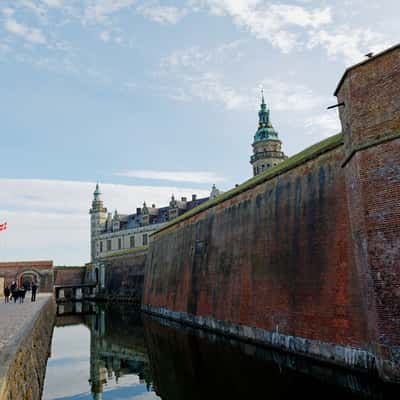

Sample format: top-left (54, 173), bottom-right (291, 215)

top-left (16, 269), bottom-right (41, 289)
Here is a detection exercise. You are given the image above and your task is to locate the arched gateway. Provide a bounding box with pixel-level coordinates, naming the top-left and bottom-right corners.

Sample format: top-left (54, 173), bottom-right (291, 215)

top-left (16, 269), bottom-right (41, 289)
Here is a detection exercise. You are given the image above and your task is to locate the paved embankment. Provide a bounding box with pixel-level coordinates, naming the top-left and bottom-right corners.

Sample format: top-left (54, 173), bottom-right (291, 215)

top-left (0, 294), bottom-right (56, 400)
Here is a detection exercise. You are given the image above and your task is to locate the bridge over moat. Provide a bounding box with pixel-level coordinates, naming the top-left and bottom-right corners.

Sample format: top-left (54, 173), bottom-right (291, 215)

top-left (54, 282), bottom-right (97, 302)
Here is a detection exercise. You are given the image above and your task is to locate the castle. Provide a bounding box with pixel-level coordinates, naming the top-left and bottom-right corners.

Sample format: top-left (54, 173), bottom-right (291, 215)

top-left (89, 94), bottom-right (281, 262)
top-left (89, 184), bottom-right (221, 261)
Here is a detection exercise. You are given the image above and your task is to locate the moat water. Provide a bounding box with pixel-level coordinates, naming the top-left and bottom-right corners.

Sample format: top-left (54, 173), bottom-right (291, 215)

top-left (42, 302), bottom-right (396, 400)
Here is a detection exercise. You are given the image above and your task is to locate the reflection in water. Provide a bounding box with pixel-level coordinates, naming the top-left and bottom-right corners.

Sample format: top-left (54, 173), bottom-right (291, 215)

top-left (43, 303), bottom-right (395, 400)
top-left (43, 303), bottom-right (158, 400)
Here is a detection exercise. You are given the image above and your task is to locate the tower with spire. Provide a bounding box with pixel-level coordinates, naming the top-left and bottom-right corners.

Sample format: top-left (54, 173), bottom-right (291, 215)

top-left (89, 183), bottom-right (107, 261)
top-left (250, 91), bottom-right (286, 176)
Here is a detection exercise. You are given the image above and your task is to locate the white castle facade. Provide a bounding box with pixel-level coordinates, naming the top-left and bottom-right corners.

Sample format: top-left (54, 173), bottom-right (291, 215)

top-left (89, 184), bottom-right (221, 261)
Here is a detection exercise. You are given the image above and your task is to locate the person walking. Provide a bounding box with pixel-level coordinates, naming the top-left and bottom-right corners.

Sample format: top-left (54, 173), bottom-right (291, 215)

top-left (19, 287), bottom-right (26, 303)
top-left (3, 286), bottom-right (10, 303)
top-left (10, 281), bottom-right (18, 303)
top-left (12, 288), bottom-right (19, 303)
top-left (31, 282), bottom-right (38, 302)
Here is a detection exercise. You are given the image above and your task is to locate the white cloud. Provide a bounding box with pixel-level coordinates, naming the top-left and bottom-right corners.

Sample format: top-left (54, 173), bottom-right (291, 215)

top-left (159, 42), bottom-right (248, 110)
top-left (159, 42), bottom-right (326, 112)
top-left (99, 31), bottom-right (110, 41)
top-left (305, 113), bottom-right (341, 138)
top-left (308, 26), bottom-right (394, 64)
top-left (0, 210), bottom-right (88, 258)
top-left (0, 179), bottom-right (211, 214)
top-left (260, 78), bottom-right (326, 112)
top-left (18, 0), bottom-right (47, 17)
top-left (161, 40), bottom-right (244, 70)
top-left (190, 1), bottom-right (393, 64)
top-left (84, 0), bottom-right (137, 23)
top-left (137, 3), bottom-right (187, 24)
top-left (183, 72), bottom-right (249, 110)
top-left (115, 170), bottom-right (225, 184)
top-left (41, 0), bottom-right (64, 7)
top-left (0, 178), bottom-right (210, 264)
top-left (192, 0), bottom-right (331, 52)
top-left (2, 8), bottom-right (14, 17)
top-left (4, 18), bottom-right (47, 44)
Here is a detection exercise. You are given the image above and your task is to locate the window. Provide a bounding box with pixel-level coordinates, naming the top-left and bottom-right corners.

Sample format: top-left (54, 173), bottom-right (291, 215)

top-left (107, 240), bottom-right (111, 251)
top-left (143, 233), bottom-right (148, 246)
top-left (118, 238), bottom-right (122, 250)
top-left (100, 241), bottom-right (103, 252)
top-left (130, 236), bottom-right (135, 248)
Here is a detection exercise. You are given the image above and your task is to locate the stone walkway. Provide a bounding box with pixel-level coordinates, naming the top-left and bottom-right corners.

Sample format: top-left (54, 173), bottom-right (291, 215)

top-left (0, 294), bottom-right (52, 353)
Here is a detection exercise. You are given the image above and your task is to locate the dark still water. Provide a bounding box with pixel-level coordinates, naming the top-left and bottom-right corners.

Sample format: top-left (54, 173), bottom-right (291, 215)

top-left (42, 303), bottom-right (395, 400)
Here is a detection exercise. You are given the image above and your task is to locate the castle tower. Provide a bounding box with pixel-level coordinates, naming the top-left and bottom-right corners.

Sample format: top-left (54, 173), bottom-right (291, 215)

top-left (89, 183), bottom-right (107, 261)
top-left (250, 91), bottom-right (286, 176)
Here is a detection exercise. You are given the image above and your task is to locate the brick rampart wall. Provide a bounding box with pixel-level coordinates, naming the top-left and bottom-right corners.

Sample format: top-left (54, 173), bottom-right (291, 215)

top-left (97, 250), bottom-right (147, 303)
top-left (143, 45), bottom-right (400, 382)
top-left (143, 145), bottom-right (370, 350)
top-left (53, 267), bottom-right (86, 286)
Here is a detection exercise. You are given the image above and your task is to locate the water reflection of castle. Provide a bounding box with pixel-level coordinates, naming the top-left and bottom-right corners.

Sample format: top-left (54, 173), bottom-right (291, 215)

top-left (57, 303), bottom-right (156, 400)
top-left (88, 312), bottom-right (153, 400)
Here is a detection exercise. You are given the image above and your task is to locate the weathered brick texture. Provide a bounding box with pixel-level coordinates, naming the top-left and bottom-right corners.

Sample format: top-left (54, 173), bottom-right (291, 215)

top-left (144, 146), bottom-right (368, 350)
top-left (143, 44), bottom-right (400, 382)
top-left (337, 44), bottom-right (400, 381)
top-left (97, 250), bottom-right (147, 303)
top-left (53, 267), bottom-right (86, 286)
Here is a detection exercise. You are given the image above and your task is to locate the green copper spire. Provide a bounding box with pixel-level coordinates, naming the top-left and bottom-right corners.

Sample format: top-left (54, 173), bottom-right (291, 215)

top-left (254, 90), bottom-right (279, 143)
top-left (94, 183), bottom-right (101, 199)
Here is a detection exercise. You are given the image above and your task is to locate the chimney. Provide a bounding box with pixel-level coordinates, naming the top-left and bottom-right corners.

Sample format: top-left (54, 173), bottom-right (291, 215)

top-left (136, 208), bottom-right (141, 215)
top-left (152, 204), bottom-right (156, 208)
top-left (192, 194), bottom-right (197, 201)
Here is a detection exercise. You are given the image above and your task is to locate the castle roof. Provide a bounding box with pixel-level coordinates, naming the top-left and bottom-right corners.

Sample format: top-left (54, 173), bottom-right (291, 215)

top-left (101, 196), bottom-right (210, 233)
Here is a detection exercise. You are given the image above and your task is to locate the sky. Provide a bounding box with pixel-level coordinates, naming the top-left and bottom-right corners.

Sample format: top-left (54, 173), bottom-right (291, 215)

top-left (0, 0), bottom-right (398, 265)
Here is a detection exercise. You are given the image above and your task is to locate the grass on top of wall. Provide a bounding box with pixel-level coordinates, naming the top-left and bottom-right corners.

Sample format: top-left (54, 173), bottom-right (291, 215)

top-left (98, 246), bottom-right (149, 259)
top-left (154, 132), bottom-right (344, 236)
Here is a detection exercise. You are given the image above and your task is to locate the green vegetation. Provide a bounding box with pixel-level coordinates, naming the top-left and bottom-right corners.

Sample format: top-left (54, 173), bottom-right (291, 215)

top-left (155, 133), bottom-right (344, 235)
top-left (98, 246), bottom-right (149, 259)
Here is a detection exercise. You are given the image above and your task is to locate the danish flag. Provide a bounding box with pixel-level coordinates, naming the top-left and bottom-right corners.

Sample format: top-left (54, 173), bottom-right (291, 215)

top-left (0, 222), bottom-right (7, 231)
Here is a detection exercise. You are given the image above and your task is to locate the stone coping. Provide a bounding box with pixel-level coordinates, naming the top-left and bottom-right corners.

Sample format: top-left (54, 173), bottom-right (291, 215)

top-left (142, 304), bottom-right (378, 378)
